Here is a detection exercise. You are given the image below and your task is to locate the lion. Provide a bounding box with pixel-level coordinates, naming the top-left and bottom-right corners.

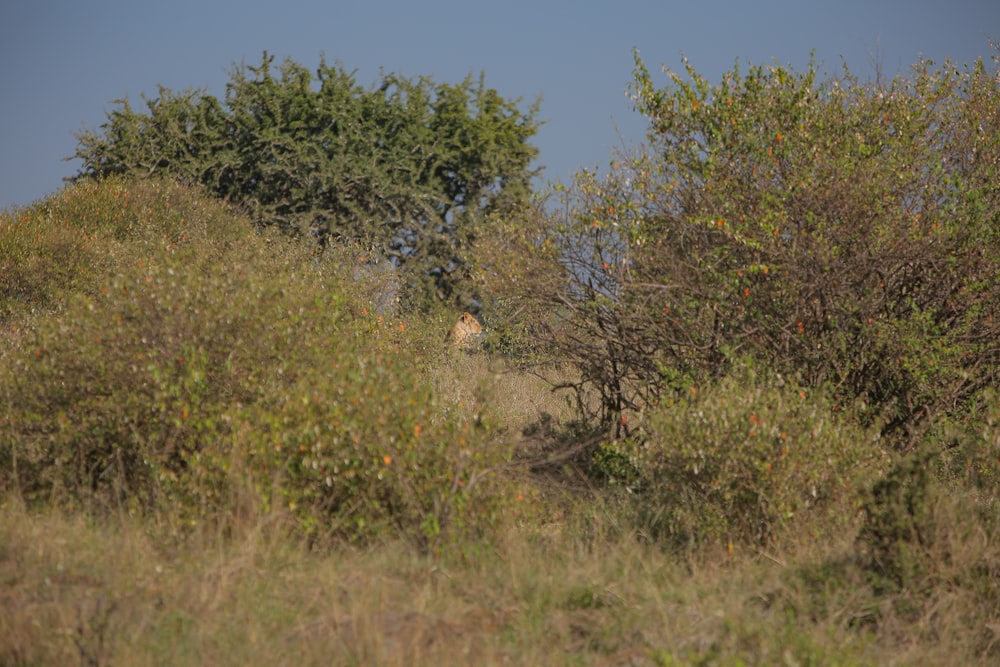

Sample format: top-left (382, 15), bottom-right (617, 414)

top-left (444, 311), bottom-right (484, 348)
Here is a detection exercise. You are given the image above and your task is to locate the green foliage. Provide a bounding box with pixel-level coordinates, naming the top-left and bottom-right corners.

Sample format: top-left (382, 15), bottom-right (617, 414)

top-left (857, 392), bottom-right (1000, 597)
top-left (0, 178), bottom-right (247, 324)
top-left (856, 447), bottom-right (938, 594)
top-left (588, 440), bottom-right (640, 487)
top-left (0, 181), bottom-right (507, 546)
top-left (630, 369), bottom-right (883, 550)
top-left (848, 443), bottom-right (1000, 657)
top-left (513, 48), bottom-right (1000, 450)
top-left (72, 52), bottom-right (541, 309)
top-left (0, 204), bottom-right (93, 324)
top-left (236, 336), bottom-right (503, 546)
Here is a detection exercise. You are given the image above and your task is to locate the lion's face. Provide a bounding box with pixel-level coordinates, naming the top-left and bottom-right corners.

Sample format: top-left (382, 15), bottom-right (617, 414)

top-left (445, 312), bottom-right (484, 347)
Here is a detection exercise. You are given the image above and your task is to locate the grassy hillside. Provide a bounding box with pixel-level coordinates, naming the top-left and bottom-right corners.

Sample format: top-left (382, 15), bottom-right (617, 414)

top-left (2, 179), bottom-right (999, 665)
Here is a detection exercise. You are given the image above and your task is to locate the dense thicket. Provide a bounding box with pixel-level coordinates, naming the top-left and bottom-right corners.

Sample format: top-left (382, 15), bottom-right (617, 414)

top-left (0, 180), bottom-right (508, 545)
top-left (72, 53), bottom-right (541, 309)
top-left (505, 50), bottom-right (1000, 452)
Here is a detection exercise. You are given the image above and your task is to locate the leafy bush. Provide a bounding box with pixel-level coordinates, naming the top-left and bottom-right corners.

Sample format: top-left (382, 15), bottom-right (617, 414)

top-left (856, 447), bottom-right (939, 595)
top-left (0, 178), bottom-right (248, 324)
top-left (857, 392), bottom-right (1000, 595)
top-left (0, 204), bottom-right (94, 324)
top-left (0, 182), bottom-right (508, 546)
top-left (628, 369), bottom-right (886, 550)
top-left (238, 353), bottom-right (502, 545)
top-left (507, 49), bottom-right (1000, 449)
top-left (72, 53), bottom-right (541, 309)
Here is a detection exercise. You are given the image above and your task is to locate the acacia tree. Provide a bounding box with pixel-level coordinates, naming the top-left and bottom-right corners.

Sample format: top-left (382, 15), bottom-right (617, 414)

top-left (508, 49), bottom-right (1000, 447)
top-left (72, 52), bottom-right (541, 309)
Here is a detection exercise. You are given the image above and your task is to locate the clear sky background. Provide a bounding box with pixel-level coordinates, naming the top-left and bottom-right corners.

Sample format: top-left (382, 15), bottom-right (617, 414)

top-left (1, 0), bottom-right (997, 210)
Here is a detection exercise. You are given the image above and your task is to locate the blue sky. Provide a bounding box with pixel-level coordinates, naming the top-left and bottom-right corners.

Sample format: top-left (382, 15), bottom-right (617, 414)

top-left (1, 0), bottom-right (997, 210)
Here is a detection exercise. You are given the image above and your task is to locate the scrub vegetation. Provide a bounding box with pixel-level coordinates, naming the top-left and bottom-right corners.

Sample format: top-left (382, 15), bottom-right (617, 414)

top-left (2, 48), bottom-right (999, 665)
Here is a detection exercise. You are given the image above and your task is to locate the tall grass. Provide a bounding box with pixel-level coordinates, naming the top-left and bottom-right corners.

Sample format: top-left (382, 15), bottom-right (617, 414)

top-left (5, 496), bottom-right (996, 666)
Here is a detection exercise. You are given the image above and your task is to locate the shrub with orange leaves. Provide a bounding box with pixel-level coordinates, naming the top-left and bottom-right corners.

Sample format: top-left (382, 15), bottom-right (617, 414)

top-left (511, 46), bottom-right (1000, 456)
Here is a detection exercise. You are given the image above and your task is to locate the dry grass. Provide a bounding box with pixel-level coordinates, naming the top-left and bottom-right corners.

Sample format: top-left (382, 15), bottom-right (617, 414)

top-left (0, 500), bottom-right (734, 666)
top-left (426, 350), bottom-right (578, 438)
top-left (7, 493), bottom-right (990, 667)
top-left (6, 451), bottom-right (1000, 667)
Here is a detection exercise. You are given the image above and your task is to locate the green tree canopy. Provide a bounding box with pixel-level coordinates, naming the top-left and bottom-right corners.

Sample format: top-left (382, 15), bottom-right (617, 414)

top-left (72, 52), bottom-right (541, 309)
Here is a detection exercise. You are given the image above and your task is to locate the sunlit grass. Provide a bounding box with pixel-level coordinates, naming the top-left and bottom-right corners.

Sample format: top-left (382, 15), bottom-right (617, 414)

top-left (5, 497), bottom-right (979, 667)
